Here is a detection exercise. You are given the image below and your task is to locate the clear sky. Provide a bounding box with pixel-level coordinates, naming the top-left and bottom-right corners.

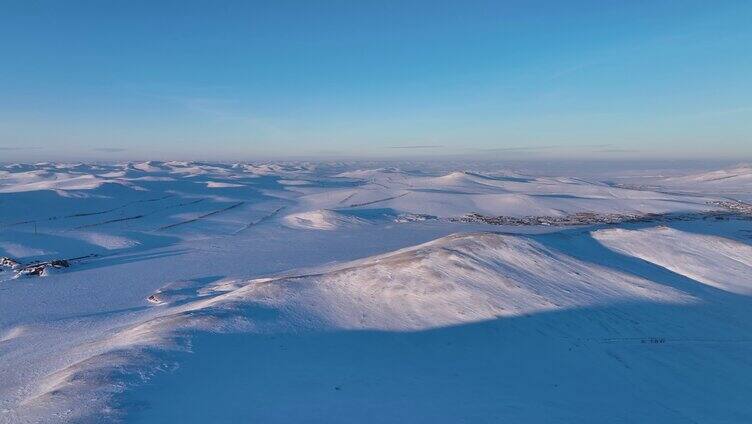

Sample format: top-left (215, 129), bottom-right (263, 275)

top-left (1, 0), bottom-right (750, 162)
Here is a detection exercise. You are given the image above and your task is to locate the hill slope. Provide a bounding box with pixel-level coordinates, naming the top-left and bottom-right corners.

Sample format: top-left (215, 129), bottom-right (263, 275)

top-left (12, 229), bottom-right (752, 423)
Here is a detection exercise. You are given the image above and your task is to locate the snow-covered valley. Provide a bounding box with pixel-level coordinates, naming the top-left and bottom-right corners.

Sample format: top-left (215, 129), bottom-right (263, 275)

top-left (1, 161), bottom-right (752, 423)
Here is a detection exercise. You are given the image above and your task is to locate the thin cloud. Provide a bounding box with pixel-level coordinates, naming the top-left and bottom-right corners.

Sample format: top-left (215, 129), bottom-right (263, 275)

top-left (0, 146), bottom-right (42, 151)
top-left (388, 145), bottom-right (445, 149)
top-left (480, 145), bottom-right (559, 152)
top-left (477, 144), bottom-right (612, 153)
top-left (92, 147), bottom-right (128, 153)
top-left (596, 148), bottom-right (642, 153)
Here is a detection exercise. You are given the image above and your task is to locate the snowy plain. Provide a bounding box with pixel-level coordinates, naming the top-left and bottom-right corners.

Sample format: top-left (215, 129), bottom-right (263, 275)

top-left (1, 161), bottom-right (751, 423)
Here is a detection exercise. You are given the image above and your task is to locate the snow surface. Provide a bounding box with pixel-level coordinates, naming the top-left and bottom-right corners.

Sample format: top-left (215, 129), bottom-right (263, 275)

top-left (608, 163), bottom-right (752, 202)
top-left (1, 161), bottom-right (752, 423)
top-left (594, 226), bottom-right (752, 295)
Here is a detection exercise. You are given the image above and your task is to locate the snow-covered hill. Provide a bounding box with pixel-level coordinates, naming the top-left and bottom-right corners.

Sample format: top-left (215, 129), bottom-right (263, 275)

top-left (2, 162), bottom-right (752, 423)
top-left (611, 163), bottom-right (752, 201)
top-left (291, 168), bottom-right (720, 229)
top-left (663, 163), bottom-right (752, 185)
top-left (7, 228), bottom-right (752, 423)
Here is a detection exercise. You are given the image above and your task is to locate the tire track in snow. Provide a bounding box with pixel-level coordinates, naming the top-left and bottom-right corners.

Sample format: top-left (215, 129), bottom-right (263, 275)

top-left (159, 201), bottom-right (245, 230)
top-left (346, 192), bottom-right (408, 208)
top-left (71, 198), bottom-right (207, 230)
top-left (337, 192), bottom-right (357, 205)
top-left (233, 206), bottom-right (287, 234)
top-left (1, 195), bottom-right (176, 228)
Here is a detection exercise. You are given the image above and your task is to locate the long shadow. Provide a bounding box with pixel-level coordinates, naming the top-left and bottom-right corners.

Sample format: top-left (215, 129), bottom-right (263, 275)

top-left (63, 305), bottom-right (153, 320)
top-left (529, 228), bottom-right (734, 299)
top-left (0, 183), bottom-right (153, 226)
top-left (660, 217), bottom-right (752, 245)
top-left (532, 226), bottom-right (752, 302)
top-left (63, 276), bottom-right (228, 320)
top-left (118, 300), bottom-right (752, 424)
top-left (73, 248), bottom-right (192, 272)
top-left (529, 226), bottom-right (752, 335)
top-left (112, 226), bottom-right (752, 423)
top-left (0, 229), bottom-right (111, 262)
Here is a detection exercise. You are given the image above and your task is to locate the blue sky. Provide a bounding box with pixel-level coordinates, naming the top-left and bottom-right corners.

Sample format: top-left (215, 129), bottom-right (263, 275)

top-left (1, 0), bottom-right (750, 161)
